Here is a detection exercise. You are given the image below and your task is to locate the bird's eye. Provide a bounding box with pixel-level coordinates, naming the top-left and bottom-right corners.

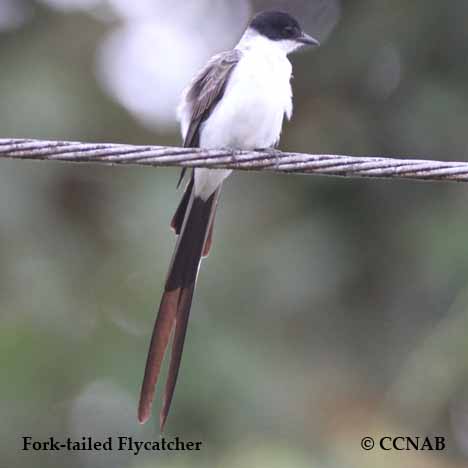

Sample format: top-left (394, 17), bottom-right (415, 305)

top-left (283, 26), bottom-right (296, 38)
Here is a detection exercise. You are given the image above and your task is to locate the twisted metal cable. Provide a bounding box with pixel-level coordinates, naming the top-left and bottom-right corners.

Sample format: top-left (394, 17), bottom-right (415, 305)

top-left (1, 138), bottom-right (468, 183)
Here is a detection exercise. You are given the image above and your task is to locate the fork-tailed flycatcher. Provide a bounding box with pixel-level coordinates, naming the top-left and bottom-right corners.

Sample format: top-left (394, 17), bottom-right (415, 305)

top-left (138, 10), bottom-right (319, 430)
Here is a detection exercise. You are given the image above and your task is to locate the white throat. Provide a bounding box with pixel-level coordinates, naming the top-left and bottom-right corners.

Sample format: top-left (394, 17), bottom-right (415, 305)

top-left (235, 28), bottom-right (301, 56)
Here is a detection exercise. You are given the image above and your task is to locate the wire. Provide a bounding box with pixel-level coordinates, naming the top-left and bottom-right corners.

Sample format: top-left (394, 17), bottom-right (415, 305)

top-left (1, 138), bottom-right (468, 183)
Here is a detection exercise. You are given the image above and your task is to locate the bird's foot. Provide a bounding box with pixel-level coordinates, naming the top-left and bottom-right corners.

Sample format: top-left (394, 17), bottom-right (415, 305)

top-left (255, 147), bottom-right (284, 168)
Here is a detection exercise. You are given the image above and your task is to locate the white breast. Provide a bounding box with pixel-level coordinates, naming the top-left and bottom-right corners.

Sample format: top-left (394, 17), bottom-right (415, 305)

top-left (200, 35), bottom-right (293, 151)
top-left (179, 31), bottom-right (294, 200)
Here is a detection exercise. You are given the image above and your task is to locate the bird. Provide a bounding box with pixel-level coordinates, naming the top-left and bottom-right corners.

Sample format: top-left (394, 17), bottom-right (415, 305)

top-left (138, 9), bottom-right (319, 430)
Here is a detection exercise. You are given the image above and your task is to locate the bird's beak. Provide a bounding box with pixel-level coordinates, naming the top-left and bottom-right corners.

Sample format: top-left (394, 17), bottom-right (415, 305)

top-left (297, 32), bottom-right (320, 46)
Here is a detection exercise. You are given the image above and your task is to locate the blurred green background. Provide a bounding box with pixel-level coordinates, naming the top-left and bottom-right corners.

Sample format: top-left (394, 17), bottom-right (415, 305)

top-left (2, 0), bottom-right (468, 467)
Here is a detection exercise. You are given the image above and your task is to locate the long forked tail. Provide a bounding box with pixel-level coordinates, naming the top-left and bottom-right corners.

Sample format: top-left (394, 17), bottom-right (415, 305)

top-left (138, 183), bottom-right (220, 430)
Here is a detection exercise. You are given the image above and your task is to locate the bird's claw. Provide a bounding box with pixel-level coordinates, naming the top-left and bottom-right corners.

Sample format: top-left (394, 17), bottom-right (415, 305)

top-left (255, 147), bottom-right (283, 168)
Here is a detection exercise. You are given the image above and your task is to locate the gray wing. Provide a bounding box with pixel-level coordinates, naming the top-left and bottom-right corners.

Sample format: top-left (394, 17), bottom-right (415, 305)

top-left (182, 49), bottom-right (242, 148)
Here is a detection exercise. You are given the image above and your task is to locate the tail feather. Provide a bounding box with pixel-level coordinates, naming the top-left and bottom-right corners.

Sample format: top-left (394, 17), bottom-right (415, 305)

top-left (160, 284), bottom-right (194, 430)
top-left (202, 189), bottom-right (220, 257)
top-left (166, 195), bottom-right (215, 289)
top-left (138, 189), bottom-right (219, 430)
top-left (170, 175), bottom-right (194, 235)
top-left (138, 289), bottom-right (179, 424)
